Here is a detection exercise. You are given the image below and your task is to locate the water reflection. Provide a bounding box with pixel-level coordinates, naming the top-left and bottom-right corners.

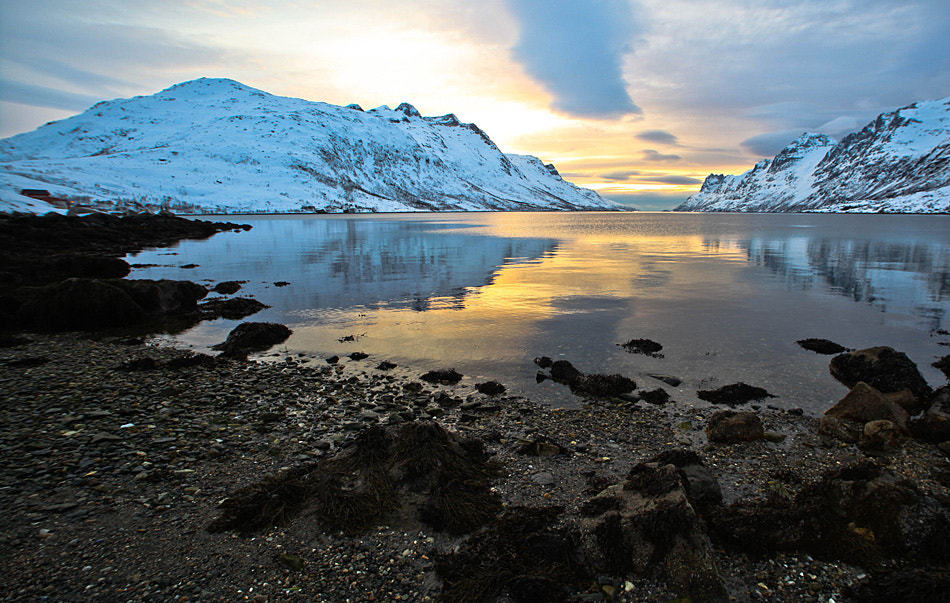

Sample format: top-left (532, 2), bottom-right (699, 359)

top-left (128, 213), bottom-right (950, 412)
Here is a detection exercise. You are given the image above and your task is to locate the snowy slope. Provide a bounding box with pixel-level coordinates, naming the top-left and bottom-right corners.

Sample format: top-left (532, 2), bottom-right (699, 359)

top-left (677, 97), bottom-right (950, 213)
top-left (0, 78), bottom-right (620, 214)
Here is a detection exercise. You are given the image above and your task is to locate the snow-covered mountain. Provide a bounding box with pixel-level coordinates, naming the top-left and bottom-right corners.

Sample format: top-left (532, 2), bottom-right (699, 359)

top-left (0, 78), bottom-right (620, 214)
top-left (677, 97), bottom-right (950, 213)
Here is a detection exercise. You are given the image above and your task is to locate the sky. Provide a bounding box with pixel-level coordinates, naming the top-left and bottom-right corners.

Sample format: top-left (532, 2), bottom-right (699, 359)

top-left (1, 1), bottom-right (948, 210)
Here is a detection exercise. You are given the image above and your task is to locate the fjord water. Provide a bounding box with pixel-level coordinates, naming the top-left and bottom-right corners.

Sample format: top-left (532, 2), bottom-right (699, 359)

top-left (128, 212), bottom-right (950, 412)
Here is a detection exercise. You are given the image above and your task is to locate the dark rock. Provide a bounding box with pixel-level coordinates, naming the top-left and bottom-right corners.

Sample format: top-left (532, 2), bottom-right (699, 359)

top-left (278, 553), bottom-right (304, 571)
top-left (517, 436), bottom-right (569, 457)
top-left (209, 422), bottom-right (501, 536)
top-left (420, 369), bottom-right (463, 385)
top-left (911, 385), bottom-right (950, 442)
top-left (273, 281), bottom-right (290, 287)
top-left (819, 382), bottom-right (911, 443)
top-left (325, 355), bottom-right (340, 364)
top-left (550, 360), bottom-right (583, 383)
top-left (649, 373), bottom-right (682, 387)
top-left (579, 462), bottom-right (727, 601)
top-left (933, 355), bottom-right (950, 380)
top-left (639, 388), bottom-right (670, 405)
top-left (212, 281), bottom-right (243, 295)
top-left (113, 279), bottom-right (208, 315)
top-left (348, 352), bottom-right (369, 361)
top-left (618, 338), bottom-right (664, 358)
top-left (647, 449), bottom-right (723, 510)
top-left (197, 297), bottom-right (267, 320)
top-left (796, 338), bottom-right (848, 354)
top-left (829, 346), bottom-right (932, 404)
top-left (706, 410), bottom-right (765, 443)
top-left (698, 382), bottom-right (775, 406)
top-left (15, 278), bottom-right (145, 331)
top-left (570, 373), bottom-right (637, 398)
top-left (705, 461), bottom-right (950, 567)
top-left (436, 506), bottom-right (588, 603)
top-left (475, 380), bottom-right (506, 396)
top-left (179, 263), bottom-right (199, 269)
top-left (859, 420), bottom-right (904, 452)
top-left (376, 360), bottom-right (397, 370)
top-left (533, 356), bottom-right (553, 369)
top-left (211, 322), bottom-right (292, 358)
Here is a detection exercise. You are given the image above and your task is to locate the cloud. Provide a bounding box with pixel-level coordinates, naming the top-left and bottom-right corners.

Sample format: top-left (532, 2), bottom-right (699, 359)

top-left (641, 149), bottom-right (681, 162)
top-left (636, 129), bottom-right (678, 145)
top-left (505, 0), bottom-right (641, 118)
top-left (637, 174), bottom-right (702, 185)
top-left (0, 79), bottom-right (103, 112)
top-left (740, 129), bottom-right (802, 157)
top-left (601, 170), bottom-right (641, 181)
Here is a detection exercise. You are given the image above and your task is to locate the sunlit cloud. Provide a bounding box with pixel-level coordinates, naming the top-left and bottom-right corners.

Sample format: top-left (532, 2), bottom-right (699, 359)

top-left (641, 149), bottom-right (681, 162)
top-left (635, 129), bottom-right (678, 145)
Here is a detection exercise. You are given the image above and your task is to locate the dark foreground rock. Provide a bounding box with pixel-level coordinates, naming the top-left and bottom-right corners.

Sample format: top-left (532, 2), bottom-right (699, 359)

top-left (579, 461), bottom-right (728, 602)
top-left (209, 422), bottom-right (501, 536)
top-left (618, 338), bottom-right (664, 357)
top-left (830, 346), bottom-right (933, 405)
top-left (698, 382), bottom-right (775, 406)
top-left (818, 382), bottom-right (911, 444)
top-left (211, 322), bottom-right (292, 358)
top-left (796, 338), bottom-right (849, 354)
top-left (2, 333), bottom-right (948, 603)
top-left (10, 278), bottom-right (208, 331)
top-left (542, 359), bottom-right (637, 398)
top-left (0, 212), bottom-right (250, 333)
top-left (706, 410), bottom-right (766, 443)
top-left (705, 461), bottom-right (950, 568)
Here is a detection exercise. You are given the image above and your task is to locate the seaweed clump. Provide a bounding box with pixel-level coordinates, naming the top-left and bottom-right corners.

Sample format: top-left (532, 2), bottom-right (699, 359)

top-left (435, 506), bottom-right (589, 603)
top-left (207, 421), bottom-right (501, 536)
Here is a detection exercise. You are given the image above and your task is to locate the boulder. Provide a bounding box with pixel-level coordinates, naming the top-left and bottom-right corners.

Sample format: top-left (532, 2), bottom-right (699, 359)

top-left (15, 278), bottom-right (146, 331)
top-left (113, 279), bottom-right (208, 315)
top-left (829, 347), bottom-right (932, 409)
top-left (706, 410), bottom-right (765, 443)
top-left (819, 382), bottom-right (911, 443)
top-left (859, 420), bottom-right (904, 452)
top-left (910, 385), bottom-right (950, 443)
top-left (579, 462), bottom-right (727, 601)
top-left (647, 449), bottom-right (723, 510)
top-left (705, 461), bottom-right (950, 566)
top-left (697, 382), bottom-right (774, 406)
top-left (796, 338), bottom-right (848, 354)
top-left (212, 322), bottom-right (292, 358)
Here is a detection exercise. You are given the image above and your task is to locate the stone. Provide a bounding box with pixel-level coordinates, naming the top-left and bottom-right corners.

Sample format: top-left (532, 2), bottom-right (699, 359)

top-left (420, 369), bottom-right (463, 385)
top-left (706, 410), bottom-right (765, 443)
top-left (647, 449), bottom-right (723, 510)
top-left (475, 381), bottom-right (506, 396)
top-left (618, 338), bottom-right (664, 358)
top-left (649, 374), bottom-right (683, 387)
top-left (859, 420), bottom-right (904, 452)
top-left (211, 322), bottom-right (292, 358)
top-left (579, 462), bottom-right (727, 601)
top-left (698, 383), bottom-right (775, 406)
top-left (911, 385), bottom-right (950, 443)
top-left (829, 347), bottom-right (932, 407)
top-left (796, 338), bottom-right (848, 355)
top-left (639, 388), bottom-right (671, 405)
top-left (212, 281), bottom-right (243, 295)
top-left (819, 382), bottom-right (910, 443)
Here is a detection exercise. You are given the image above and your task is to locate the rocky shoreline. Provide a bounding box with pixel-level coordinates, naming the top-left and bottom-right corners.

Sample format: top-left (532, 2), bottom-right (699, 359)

top-left (1, 214), bottom-right (949, 602)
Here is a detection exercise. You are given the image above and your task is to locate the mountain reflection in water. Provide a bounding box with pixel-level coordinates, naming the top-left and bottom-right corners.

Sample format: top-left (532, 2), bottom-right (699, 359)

top-left (128, 212), bottom-right (950, 412)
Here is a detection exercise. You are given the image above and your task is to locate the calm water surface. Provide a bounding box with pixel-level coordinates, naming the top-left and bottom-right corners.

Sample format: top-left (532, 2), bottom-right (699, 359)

top-left (128, 212), bottom-right (950, 413)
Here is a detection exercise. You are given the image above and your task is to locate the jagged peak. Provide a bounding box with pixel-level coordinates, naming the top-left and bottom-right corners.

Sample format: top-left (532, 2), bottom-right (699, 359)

top-left (395, 102), bottom-right (421, 118)
top-left (346, 103), bottom-right (364, 112)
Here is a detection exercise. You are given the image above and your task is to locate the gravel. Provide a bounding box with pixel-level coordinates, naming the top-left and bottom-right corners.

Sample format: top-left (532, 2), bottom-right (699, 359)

top-left (1, 333), bottom-right (948, 602)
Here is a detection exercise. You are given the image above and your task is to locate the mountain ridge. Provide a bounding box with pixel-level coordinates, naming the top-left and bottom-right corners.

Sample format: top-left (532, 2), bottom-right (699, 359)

top-left (677, 97), bottom-right (950, 213)
top-left (0, 78), bottom-right (621, 214)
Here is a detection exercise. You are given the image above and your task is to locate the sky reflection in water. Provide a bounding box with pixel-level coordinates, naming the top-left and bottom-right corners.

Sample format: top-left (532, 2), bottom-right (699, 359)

top-left (128, 212), bottom-right (950, 413)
